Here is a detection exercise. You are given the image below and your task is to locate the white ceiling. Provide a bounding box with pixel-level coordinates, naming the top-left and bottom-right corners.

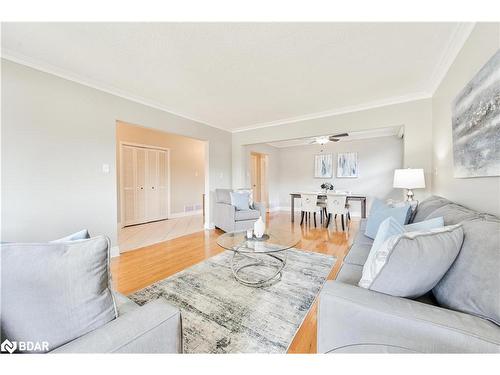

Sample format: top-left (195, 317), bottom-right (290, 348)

top-left (266, 126), bottom-right (402, 148)
top-left (1, 23), bottom-right (472, 132)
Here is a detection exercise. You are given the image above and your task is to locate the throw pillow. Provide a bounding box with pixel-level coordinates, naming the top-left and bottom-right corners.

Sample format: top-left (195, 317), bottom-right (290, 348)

top-left (230, 191), bottom-right (251, 210)
top-left (50, 229), bottom-right (90, 242)
top-left (405, 216), bottom-right (444, 232)
top-left (237, 188), bottom-right (254, 208)
top-left (359, 225), bottom-right (464, 298)
top-left (433, 219), bottom-right (500, 325)
top-left (364, 199), bottom-right (411, 239)
top-left (1, 236), bottom-right (117, 352)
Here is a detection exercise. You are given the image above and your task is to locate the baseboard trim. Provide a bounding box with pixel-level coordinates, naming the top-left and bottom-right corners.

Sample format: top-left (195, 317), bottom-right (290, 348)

top-left (169, 209), bottom-right (203, 219)
top-left (110, 246), bottom-right (120, 258)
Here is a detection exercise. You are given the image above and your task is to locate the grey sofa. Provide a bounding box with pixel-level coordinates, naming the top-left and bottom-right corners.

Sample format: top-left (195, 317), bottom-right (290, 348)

top-left (318, 196), bottom-right (500, 353)
top-left (53, 293), bottom-right (183, 353)
top-left (214, 188), bottom-right (266, 232)
top-left (1, 237), bottom-right (182, 354)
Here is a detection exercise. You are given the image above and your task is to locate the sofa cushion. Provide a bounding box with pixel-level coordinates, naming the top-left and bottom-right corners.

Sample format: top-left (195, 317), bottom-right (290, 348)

top-left (425, 203), bottom-right (481, 225)
top-left (412, 196), bottom-right (452, 223)
top-left (433, 219), bottom-right (500, 325)
top-left (215, 188), bottom-right (232, 204)
top-left (234, 209), bottom-right (260, 221)
top-left (1, 236), bottom-right (117, 352)
top-left (344, 242), bottom-right (372, 266)
top-left (364, 200), bottom-right (411, 239)
top-left (359, 225), bottom-right (464, 298)
top-left (336, 263), bottom-right (363, 285)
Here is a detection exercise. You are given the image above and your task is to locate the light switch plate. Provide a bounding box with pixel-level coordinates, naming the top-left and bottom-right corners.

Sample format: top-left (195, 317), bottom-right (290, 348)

top-left (102, 164), bottom-right (110, 174)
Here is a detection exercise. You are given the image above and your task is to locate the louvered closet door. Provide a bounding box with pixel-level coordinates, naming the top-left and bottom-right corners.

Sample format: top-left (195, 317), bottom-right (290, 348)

top-left (122, 146), bottom-right (136, 225)
top-left (135, 147), bottom-right (147, 223)
top-left (146, 149), bottom-right (161, 221)
top-left (157, 150), bottom-right (168, 219)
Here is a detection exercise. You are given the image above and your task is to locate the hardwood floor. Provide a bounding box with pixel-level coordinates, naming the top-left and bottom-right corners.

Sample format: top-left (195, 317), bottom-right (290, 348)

top-left (111, 211), bottom-right (358, 353)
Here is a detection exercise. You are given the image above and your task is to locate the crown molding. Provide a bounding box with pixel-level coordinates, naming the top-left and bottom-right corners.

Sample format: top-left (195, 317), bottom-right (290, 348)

top-left (231, 91), bottom-right (431, 133)
top-left (427, 22), bottom-right (475, 95)
top-left (1, 49), bottom-right (229, 132)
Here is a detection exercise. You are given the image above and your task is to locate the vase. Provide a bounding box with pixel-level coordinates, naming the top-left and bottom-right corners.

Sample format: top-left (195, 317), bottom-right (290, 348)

top-left (253, 216), bottom-right (265, 238)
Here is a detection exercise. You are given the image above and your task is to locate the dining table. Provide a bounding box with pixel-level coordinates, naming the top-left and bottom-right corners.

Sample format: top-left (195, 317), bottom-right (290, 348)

top-left (289, 192), bottom-right (367, 222)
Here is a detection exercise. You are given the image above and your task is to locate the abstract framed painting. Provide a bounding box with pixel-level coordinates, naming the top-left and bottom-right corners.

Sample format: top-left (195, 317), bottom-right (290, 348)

top-left (452, 50), bottom-right (500, 178)
top-left (337, 152), bottom-right (358, 178)
top-left (314, 153), bottom-right (333, 178)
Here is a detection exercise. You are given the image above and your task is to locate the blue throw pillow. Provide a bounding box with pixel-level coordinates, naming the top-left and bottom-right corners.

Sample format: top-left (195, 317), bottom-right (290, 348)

top-left (370, 217), bottom-right (405, 257)
top-left (51, 229), bottom-right (90, 243)
top-left (230, 191), bottom-right (250, 211)
top-left (365, 200), bottom-right (411, 239)
top-left (405, 216), bottom-right (444, 232)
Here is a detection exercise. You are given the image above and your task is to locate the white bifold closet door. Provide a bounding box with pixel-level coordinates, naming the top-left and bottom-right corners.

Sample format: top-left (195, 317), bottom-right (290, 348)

top-left (121, 145), bottom-right (168, 226)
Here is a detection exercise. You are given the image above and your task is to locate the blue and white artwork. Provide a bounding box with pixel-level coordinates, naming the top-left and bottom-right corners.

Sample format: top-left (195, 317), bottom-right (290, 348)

top-left (337, 152), bottom-right (358, 178)
top-left (314, 153), bottom-right (333, 178)
top-left (452, 50), bottom-right (500, 178)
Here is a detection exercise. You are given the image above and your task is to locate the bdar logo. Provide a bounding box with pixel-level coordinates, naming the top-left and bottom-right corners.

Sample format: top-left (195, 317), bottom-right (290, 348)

top-left (1, 339), bottom-right (17, 354)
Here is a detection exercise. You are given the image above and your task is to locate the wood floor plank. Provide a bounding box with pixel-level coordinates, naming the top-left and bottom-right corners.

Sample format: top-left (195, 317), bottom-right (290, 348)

top-left (111, 211), bottom-right (358, 353)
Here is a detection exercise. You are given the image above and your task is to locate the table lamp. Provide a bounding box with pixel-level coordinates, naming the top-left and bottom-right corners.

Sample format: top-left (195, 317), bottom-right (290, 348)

top-left (393, 168), bottom-right (425, 201)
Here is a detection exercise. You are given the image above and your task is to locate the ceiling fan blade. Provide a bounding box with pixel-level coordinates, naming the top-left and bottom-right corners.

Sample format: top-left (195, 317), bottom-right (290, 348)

top-left (329, 133), bottom-right (349, 139)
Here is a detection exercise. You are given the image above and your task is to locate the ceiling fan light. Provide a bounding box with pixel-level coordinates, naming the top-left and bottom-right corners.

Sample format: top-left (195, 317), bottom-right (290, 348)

top-left (316, 136), bottom-right (330, 145)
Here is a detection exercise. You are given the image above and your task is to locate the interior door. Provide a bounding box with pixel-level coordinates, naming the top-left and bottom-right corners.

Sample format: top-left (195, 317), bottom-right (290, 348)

top-left (135, 147), bottom-right (147, 223)
top-left (146, 149), bottom-right (160, 221)
top-left (260, 154), bottom-right (269, 209)
top-left (157, 150), bottom-right (169, 219)
top-left (250, 153), bottom-right (261, 202)
top-left (122, 146), bottom-right (136, 225)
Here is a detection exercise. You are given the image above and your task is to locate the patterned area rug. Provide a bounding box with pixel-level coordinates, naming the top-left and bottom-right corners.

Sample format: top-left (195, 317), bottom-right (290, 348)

top-left (129, 248), bottom-right (336, 353)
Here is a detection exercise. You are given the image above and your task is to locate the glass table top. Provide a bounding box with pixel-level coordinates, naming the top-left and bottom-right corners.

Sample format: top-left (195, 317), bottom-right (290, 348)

top-left (216, 230), bottom-right (301, 254)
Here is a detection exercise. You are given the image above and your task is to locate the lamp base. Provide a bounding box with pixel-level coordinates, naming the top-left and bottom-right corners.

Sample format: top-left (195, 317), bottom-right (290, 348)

top-left (406, 189), bottom-right (415, 201)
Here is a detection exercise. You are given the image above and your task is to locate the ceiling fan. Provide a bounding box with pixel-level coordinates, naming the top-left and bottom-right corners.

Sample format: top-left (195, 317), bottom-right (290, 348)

top-left (310, 133), bottom-right (349, 145)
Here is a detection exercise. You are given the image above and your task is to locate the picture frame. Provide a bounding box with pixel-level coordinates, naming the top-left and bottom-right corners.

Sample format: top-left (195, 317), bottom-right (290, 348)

top-left (314, 153), bottom-right (333, 178)
top-left (337, 152), bottom-right (358, 178)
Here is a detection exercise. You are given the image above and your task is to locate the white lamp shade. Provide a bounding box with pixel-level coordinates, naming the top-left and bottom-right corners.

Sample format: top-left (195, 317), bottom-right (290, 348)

top-left (393, 168), bottom-right (426, 189)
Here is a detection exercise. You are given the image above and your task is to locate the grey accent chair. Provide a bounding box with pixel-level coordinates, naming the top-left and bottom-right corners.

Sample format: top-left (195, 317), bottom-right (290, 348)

top-left (214, 188), bottom-right (266, 232)
top-left (318, 196), bottom-right (500, 353)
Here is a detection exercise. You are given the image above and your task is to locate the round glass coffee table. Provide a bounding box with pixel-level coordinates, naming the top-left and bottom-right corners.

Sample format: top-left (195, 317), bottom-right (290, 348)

top-left (217, 230), bottom-right (300, 287)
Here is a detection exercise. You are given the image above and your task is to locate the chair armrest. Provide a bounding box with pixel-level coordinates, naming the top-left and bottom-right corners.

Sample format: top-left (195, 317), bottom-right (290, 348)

top-left (318, 281), bottom-right (500, 353)
top-left (52, 299), bottom-right (182, 353)
top-left (253, 202), bottom-right (266, 218)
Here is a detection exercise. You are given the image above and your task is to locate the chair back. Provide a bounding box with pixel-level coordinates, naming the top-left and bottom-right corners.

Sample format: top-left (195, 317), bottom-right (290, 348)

top-left (326, 193), bottom-right (348, 215)
top-left (300, 193), bottom-right (320, 212)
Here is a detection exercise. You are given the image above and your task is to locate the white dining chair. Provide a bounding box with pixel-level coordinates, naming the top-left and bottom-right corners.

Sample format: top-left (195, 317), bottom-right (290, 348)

top-left (300, 193), bottom-right (322, 227)
top-left (325, 193), bottom-right (350, 231)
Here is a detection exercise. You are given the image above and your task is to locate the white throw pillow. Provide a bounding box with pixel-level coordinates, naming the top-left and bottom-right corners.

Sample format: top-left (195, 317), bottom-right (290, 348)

top-left (358, 225), bottom-right (463, 298)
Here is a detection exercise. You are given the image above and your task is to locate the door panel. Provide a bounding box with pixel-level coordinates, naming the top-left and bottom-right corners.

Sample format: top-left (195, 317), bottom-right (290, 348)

top-left (122, 146), bottom-right (136, 225)
top-left (157, 150), bottom-right (168, 219)
top-left (146, 149), bottom-right (160, 221)
top-left (135, 148), bottom-right (147, 223)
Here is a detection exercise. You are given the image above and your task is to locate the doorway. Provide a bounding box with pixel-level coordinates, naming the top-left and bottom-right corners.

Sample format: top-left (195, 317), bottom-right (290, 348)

top-left (116, 121), bottom-right (207, 253)
top-left (250, 152), bottom-right (269, 210)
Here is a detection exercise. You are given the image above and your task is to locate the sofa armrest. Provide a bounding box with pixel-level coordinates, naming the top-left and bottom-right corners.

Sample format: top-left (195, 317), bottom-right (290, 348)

top-left (52, 299), bottom-right (182, 353)
top-left (318, 281), bottom-right (500, 353)
top-left (253, 202), bottom-right (266, 219)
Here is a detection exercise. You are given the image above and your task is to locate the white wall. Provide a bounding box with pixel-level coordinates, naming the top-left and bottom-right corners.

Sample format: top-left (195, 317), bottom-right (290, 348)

top-left (242, 143), bottom-right (281, 210)
top-left (233, 98), bottom-right (433, 202)
top-left (275, 136), bottom-right (403, 215)
top-left (1, 60), bottom-right (232, 245)
top-left (432, 23), bottom-right (500, 216)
